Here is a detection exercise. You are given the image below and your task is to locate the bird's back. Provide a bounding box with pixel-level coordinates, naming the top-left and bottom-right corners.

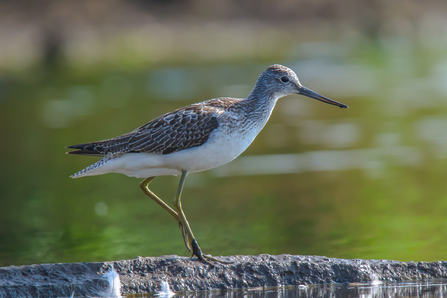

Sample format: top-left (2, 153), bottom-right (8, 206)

top-left (67, 97), bottom-right (246, 157)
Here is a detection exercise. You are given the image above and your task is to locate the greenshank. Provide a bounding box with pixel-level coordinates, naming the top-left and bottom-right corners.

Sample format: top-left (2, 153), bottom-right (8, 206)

top-left (67, 64), bottom-right (348, 264)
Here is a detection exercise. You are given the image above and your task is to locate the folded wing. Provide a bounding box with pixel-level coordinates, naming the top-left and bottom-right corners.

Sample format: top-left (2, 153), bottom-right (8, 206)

top-left (66, 106), bottom-right (219, 156)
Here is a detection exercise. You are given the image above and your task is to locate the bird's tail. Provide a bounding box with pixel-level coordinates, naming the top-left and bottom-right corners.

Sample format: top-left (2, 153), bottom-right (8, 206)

top-left (70, 154), bottom-right (117, 178)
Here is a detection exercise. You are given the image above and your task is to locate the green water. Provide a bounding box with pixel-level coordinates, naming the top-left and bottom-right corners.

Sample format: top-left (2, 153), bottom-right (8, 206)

top-left (1, 40), bottom-right (447, 266)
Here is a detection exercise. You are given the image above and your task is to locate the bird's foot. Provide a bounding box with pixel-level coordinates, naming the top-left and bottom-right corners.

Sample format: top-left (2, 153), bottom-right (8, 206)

top-left (177, 212), bottom-right (230, 265)
top-left (191, 239), bottom-right (232, 265)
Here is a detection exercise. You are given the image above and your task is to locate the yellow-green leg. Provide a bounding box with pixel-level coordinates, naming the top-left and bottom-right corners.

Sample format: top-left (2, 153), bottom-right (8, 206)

top-left (140, 177), bottom-right (192, 252)
top-left (140, 177), bottom-right (178, 221)
top-left (173, 171), bottom-right (231, 265)
top-left (140, 174), bottom-right (230, 265)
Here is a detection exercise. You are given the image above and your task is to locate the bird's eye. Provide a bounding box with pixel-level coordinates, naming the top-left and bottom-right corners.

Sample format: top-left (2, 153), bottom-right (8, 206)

top-left (280, 76), bottom-right (289, 83)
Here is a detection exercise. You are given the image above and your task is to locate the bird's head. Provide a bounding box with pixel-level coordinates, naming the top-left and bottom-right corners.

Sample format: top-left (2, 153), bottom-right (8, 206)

top-left (256, 64), bottom-right (348, 108)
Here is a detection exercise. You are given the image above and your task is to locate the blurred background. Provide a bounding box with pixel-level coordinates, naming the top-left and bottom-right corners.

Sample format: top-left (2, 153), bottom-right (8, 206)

top-left (1, 0), bottom-right (447, 266)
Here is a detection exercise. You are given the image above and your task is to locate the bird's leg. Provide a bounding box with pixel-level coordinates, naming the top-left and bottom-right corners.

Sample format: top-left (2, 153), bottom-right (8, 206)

top-left (174, 171), bottom-right (231, 265)
top-left (140, 177), bottom-right (178, 220)
top-left (140, 177), bottom-right (192, 252)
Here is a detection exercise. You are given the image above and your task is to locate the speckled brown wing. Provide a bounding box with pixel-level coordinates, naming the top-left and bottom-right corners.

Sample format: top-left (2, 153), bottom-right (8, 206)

top-left (66, 105), bottom-right (219, 156)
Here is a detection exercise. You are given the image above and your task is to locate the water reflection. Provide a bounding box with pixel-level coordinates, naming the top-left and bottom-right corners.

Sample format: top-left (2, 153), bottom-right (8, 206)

top-left (132, 280), bottom-right (447, 298)
top-left (148, 68), bottom-right (202, 101)
top-left (288, 61), bottom-right (378, 97)
top-left (41, 86), bottom-right (94, 128)
top-left (299, 120), bottom-right (360, 148)
top-left (212, 147), bottom-right (422, 177)
top-left (416, 118), bottom-right (447, 158)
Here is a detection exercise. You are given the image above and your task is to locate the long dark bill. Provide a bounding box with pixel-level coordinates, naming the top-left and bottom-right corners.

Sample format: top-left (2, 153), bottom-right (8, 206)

top-left (299, 86), bottom-right (349, 108)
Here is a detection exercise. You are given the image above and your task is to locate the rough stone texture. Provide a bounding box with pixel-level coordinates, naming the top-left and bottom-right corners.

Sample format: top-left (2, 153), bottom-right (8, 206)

top-left (1, 254), bottom-right (447, 297)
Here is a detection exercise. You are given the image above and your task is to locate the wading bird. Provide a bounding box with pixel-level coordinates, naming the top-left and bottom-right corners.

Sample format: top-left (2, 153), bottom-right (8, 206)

top-left (67, 64), bottom-right (348, 264)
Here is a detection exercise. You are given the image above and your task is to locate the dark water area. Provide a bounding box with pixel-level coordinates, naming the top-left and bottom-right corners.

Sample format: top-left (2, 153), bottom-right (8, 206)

top-left (134, 280), bottom-right (447, 298)
top-left (1, 38), bottom-right (447, 267)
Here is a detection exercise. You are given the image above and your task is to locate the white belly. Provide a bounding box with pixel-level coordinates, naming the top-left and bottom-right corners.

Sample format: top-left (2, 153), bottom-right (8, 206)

top-left (82, 127), bottom-right (258, 178)
top-left (165, 128), bottom-right (255, 173)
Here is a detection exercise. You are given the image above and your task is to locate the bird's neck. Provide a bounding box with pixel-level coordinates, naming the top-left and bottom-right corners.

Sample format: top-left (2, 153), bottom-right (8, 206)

top-left (232, 88), bottom-right (279, 133)
top-left (244, 85), bottom-right (279, 115)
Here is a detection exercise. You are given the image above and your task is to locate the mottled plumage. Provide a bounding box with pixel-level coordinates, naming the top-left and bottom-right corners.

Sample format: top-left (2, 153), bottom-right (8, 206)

top-left (67, 105), bottom-right (220, 156)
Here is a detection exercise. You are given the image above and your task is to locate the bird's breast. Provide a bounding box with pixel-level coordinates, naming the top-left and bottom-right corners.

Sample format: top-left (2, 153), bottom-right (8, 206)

top-left (162, 123), bottom-right (259, 173)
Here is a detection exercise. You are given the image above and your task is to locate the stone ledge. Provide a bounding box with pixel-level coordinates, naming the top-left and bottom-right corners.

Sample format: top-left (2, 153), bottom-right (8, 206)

top-left (1, 254), bottom-right (446, 297)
